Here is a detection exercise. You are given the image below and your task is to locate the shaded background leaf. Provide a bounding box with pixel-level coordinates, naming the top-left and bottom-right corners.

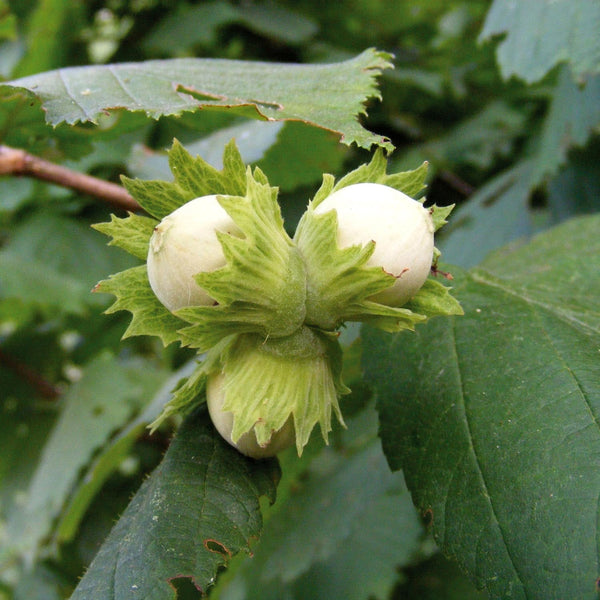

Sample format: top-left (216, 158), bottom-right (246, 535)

top-left (0, 352), bottom-right (167, 567)
top-left (480, 0), bottom-right (600, 83)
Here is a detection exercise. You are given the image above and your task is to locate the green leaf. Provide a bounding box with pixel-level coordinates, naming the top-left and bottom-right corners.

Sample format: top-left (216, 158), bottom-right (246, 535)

top-left (0, 251), bottom-right (88, 316)
top-left (1, 352), bottom-right (165, 565)
top-left (2, 49), bottom-right (394, 151)
top-left (11, 0), bottom-right (82, 78)
top-left (290, 494), bottom-right (421, 600)
top-left (363, 215), bottom-right (600, 598)
top-left (4, 210), bottom-right (137, 302)
top-left (70, 407), bottom-right (280, 600)
top-left (95, 265), bottom-right (189, 347)
top-left (256, 121), bottom-right (347, 192)
top-left (0, 400), bottom-right (57, 546)
top-left (480, 0), bottom-right (600, 83)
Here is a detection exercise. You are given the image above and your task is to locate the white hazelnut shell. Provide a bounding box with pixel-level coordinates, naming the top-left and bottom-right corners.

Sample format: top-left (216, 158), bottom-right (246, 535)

top-left (206, 373), bottom-right (295, 459)
top-left (147, 195), bottom-right (242, 312)
top-left (314, 182), bottom-right (434, 306)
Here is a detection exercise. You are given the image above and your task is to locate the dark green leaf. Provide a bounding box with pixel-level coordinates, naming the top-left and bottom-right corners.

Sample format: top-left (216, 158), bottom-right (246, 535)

top-left (364, 215), bottom-right (600, 598)
top-left (70, 407), bottom-right (280, 600)
top-left (144, 1), bottom-right (317, 54)
top-left (2, 49), bottom-right (393, 150)
top-left (480, 0), bottom-right (600, 83)
top-left (546, 140), bottom-right (600, 222)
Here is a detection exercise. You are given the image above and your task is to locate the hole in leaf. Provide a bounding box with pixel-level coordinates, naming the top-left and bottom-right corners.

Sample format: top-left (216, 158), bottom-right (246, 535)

top-left (176, 85), bottom-right (224, 102)
top-left (169, 576), bottom-right (203, 599)
top-left (204, 538), bottom-right (231, 557)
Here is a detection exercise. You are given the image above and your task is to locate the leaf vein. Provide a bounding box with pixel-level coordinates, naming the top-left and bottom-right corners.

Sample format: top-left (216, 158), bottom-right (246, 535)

top-left (56, 68), bottom-right (88, 120)
top-left (451, 317), bottom-right (529, 597)
top-left (531, 305), bottom-right (600, 436)
top-left (107, 65), bottom-right (145, 108)
top-left (471, 269), bottom-right (599, 334)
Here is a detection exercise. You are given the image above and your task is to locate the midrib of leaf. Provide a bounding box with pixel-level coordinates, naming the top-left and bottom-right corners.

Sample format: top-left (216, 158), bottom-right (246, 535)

top-left (448, 316), bottom-right (528, 597)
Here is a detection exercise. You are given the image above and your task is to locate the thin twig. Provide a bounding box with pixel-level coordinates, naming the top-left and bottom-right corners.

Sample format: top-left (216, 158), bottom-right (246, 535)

top-left (438, 169), bottom-right (475, 197)
top-left (0, 347), bottom-right (61, 400)
top-left (0, 144), bottom-right (140, 212)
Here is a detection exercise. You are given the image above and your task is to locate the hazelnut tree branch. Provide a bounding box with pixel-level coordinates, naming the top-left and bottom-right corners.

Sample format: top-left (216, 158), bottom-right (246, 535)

top-left (0, 144), bottom-right (141, 212)
top-left (0, 347), bottom-right (61, 400)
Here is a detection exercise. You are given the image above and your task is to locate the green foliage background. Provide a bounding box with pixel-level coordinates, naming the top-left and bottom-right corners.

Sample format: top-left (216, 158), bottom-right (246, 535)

top-left (0, 1), bottom-right (598, 599)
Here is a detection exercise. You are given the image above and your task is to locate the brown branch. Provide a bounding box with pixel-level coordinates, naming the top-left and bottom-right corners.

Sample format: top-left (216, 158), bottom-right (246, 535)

top-left (0, 347), bottom-right (61, 400)
top-left (438, 169), bottom-right (475, 197)
top-left (0, 144), bottom-right (141, 212)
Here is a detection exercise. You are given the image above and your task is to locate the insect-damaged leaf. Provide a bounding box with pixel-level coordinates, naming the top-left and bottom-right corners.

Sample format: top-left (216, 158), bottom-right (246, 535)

top-left (70, 407), bottom-right (280, 599)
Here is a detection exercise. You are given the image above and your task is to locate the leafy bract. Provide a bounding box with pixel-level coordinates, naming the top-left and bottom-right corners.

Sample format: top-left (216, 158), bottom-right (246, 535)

top-left (122, 138), bottom-right (247, 219)
top-left (96, 265), bottom-right (189, 347)
top-left (94, 140), bottom-right (265, 348)
top-left (2, 49), bottom-right (393, 151)
top-left (480, 0), bottom-right (600, 83)
top-left (175, 166), bottom-right (306, 349)
top-left (363, 215), bottom-right (600, 598)
top-left (70, 407), bottom-right (280, 600)
top-left (294, 150), bottom-right (462, 331)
